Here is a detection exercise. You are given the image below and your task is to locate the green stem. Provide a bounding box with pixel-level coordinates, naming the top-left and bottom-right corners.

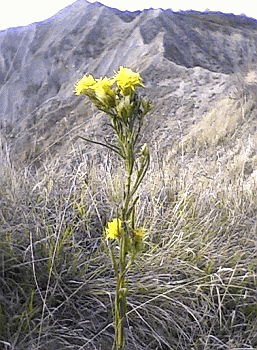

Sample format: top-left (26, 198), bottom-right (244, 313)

top-left (131, 152), bottom-right (150, 198)
top-left (113, 141), bottom-right (134, 350)
top-left (123, 144), bottom-right (135, 219)
top-left (114, 280), bottom-right (124, 350)
top-left (110, 94), bottom-right (149, 350)
top-left (114, 257), bottom-right (127, 349)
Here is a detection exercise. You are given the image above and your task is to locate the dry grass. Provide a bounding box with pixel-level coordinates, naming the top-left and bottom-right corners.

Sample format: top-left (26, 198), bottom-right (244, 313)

top-left (0, 92), bottom-right (257, 350)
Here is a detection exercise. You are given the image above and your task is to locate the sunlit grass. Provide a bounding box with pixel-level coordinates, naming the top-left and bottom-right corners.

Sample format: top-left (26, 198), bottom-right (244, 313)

top-left (1, 64), bottom-right (257, 348)
top-left (1, 97), bottom-right (257, 349)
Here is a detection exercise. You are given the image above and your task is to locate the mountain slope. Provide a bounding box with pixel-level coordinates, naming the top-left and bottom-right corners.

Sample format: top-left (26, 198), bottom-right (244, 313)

top-left (0, 0), bottom-right (257, 165)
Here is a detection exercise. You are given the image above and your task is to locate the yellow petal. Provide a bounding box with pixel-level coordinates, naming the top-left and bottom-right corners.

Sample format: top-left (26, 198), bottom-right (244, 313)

top-left (114, 66), bottom-right (144, 95)
top-left (105, 218), bottom-right (122, 239)
top-left (74, 74), bottom-right (96, 95)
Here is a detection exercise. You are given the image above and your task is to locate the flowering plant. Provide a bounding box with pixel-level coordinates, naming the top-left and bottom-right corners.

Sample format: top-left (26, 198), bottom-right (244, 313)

top-left (75, 66), bottom-right (150, 350)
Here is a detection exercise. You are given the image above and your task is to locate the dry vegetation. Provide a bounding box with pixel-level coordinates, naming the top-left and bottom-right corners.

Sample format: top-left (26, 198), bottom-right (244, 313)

top-left (1, 80), bottom-right (257, 349)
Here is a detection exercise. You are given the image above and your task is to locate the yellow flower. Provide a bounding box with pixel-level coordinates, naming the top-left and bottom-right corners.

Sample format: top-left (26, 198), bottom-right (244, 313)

top-left (74, 74), bottom-right (96, 95)
top-left (105, 218), bottom-right (122, 239)
top-left (114, 66), bottom-right (144, 95)
top-left (133, 227), bottom-right (146, 241)
top-left (93, 77), bottom-right (116, 107)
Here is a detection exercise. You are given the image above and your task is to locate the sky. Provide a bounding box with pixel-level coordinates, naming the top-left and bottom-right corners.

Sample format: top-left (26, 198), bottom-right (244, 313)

top-left (1, 0), bottom-right (257, 31)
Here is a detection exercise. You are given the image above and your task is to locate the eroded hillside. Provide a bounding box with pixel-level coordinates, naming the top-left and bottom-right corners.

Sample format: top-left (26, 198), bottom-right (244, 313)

top-left (0, 0), bottom-right (257, 167)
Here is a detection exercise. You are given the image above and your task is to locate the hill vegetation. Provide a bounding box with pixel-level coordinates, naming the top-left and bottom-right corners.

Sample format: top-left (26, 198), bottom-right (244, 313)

top-left (0, 84), bottom-right (257, 349)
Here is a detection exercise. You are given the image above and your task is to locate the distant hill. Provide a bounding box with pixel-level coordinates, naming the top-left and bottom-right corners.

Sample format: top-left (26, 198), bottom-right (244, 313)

top-left (0, 0), bottom-right (257, 166)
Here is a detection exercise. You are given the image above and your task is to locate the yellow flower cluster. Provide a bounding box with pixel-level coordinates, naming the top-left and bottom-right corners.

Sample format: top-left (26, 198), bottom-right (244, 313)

top-left (133, 227), bottom-right (146, 241)
top-left (74, 74), bottom-right (96, 95)
top-left (114, 66), bottom-right (144, 95)
top-left (105, 218), bottom-right (122, 239)
top-left (93, 77), bottom-right (116, 106)
top-left (105, 218), bottom-right (146, 242)
top-left (74, 66), bottom-right (144, 106)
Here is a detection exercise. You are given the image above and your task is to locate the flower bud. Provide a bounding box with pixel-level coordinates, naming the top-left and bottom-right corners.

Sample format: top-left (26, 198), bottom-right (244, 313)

top-left (141, 143), bottom-right (149, 158)
top-left (141, 97), bottom-right (151, 113)
top-left (116, 95), bottom-right (131, 119)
